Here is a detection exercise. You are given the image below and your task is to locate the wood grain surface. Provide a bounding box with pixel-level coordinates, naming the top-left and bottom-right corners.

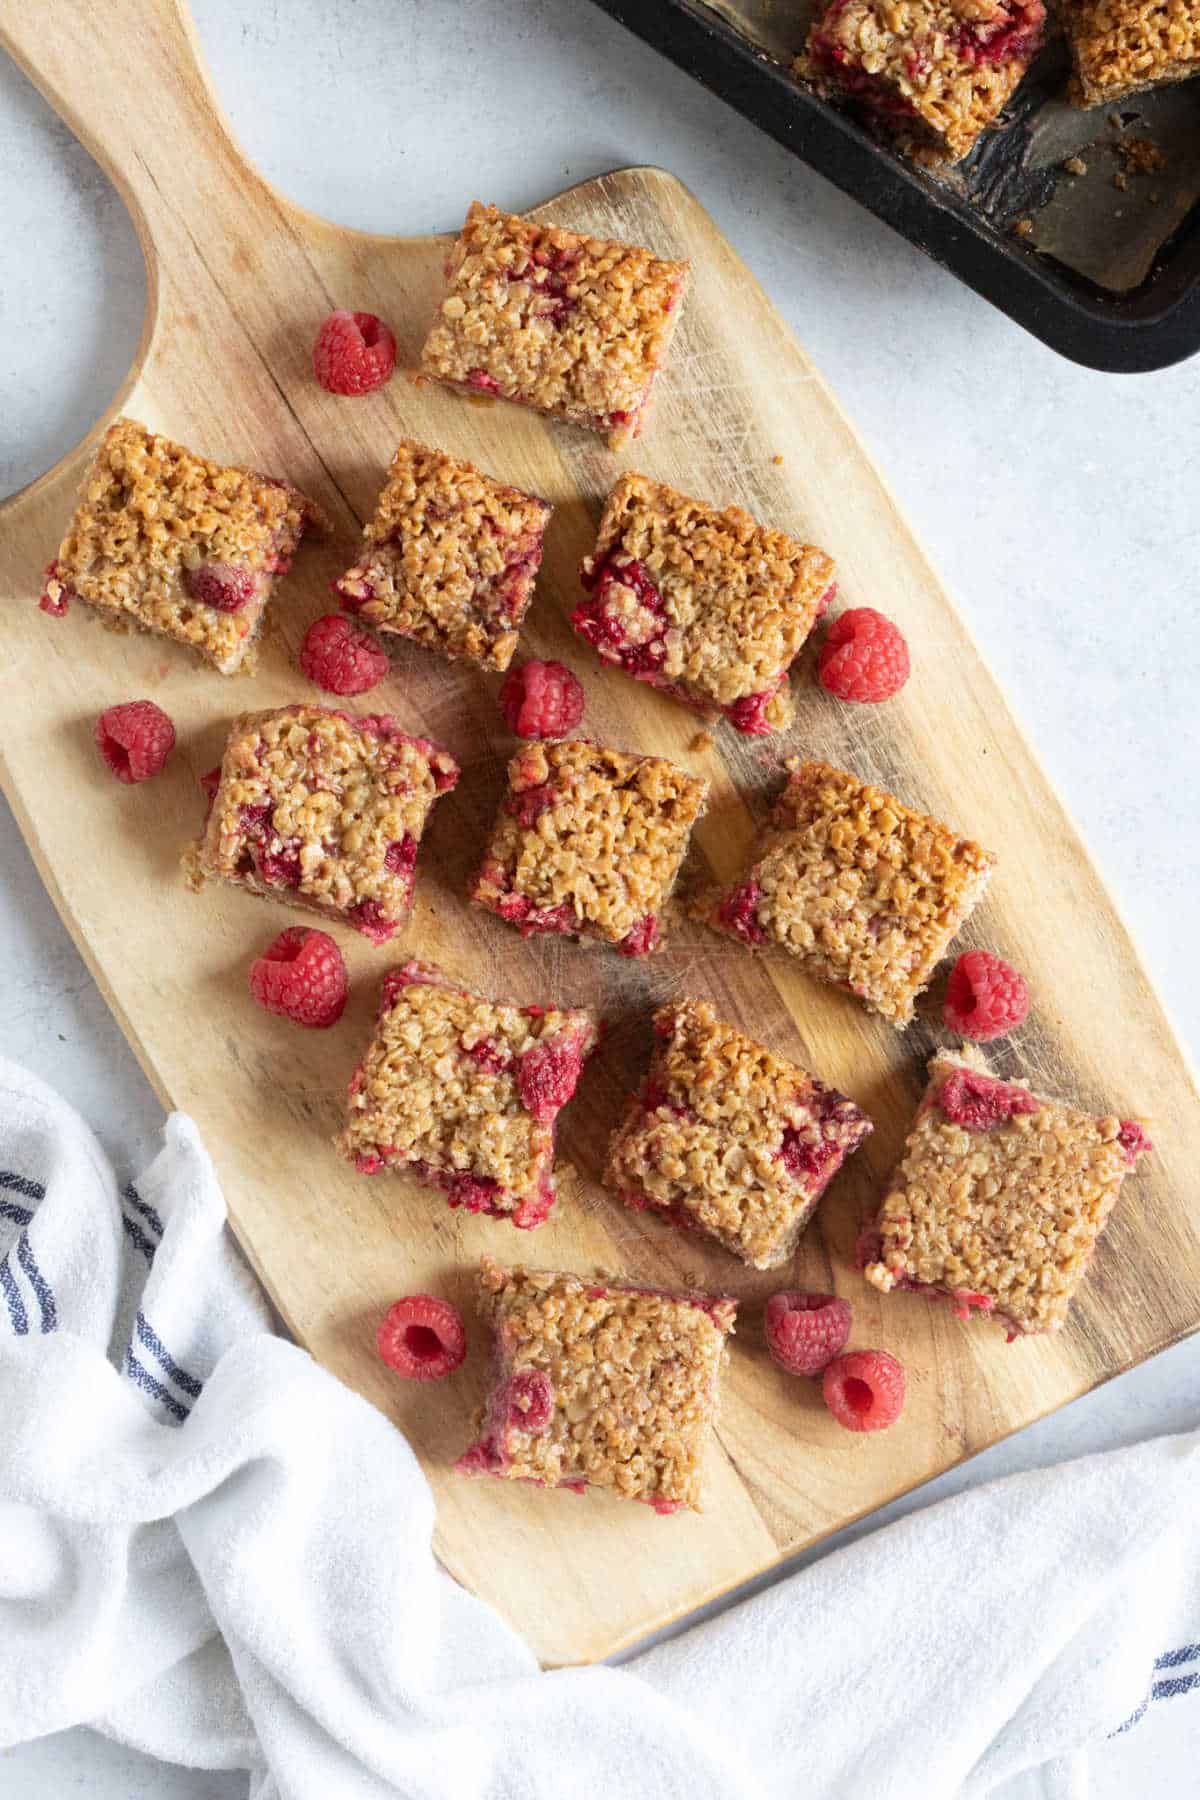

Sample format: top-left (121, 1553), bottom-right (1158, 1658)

top-left (3, 0), bottom-right (1198, 1668)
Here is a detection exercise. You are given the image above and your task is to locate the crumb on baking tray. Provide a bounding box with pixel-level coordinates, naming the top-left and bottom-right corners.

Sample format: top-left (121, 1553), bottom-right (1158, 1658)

top-left (1115, 135), bottom-right (1166, 175)
top-left (691, 730), bottom-right (716, 753)
top-left (1014, 217), bottom-right (1034, 237)
top-left (1063, 154), bottom-right (1088, 175)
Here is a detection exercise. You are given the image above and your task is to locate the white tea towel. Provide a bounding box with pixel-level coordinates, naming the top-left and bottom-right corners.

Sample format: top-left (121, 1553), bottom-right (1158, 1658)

top-left (0, 1056), bottom-right (1196, 1800)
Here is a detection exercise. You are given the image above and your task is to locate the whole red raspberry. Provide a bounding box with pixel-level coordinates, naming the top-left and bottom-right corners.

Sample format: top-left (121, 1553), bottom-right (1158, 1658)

top-left (943, 949), bottom-right (1030, 1042)
top-left (94, 700), bottom-right (176, 784)
top-left (822, 1349), bottom-right (906, 1432)
top-left (498, 659), bottom-right (585, 739)
top-left (377, 1296), bottom-right (466, 1380)
top-left (312, 309), bottom-right (397, 395)
top-left (764, 1291), bottom-right (852, 1376)
top-left (299, 614), bottom-right (389, 695)
top-left (249, 927), bottom-right (347, 1028)
top-left (818, 607), bottom-right (910, 704)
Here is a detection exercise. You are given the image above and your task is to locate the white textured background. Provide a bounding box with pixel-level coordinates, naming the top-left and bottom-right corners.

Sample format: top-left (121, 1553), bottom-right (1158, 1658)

top-left (0, 1), bottom-right (1196, 1793)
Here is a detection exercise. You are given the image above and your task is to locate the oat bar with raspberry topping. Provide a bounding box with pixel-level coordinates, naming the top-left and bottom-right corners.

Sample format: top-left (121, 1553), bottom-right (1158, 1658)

top-left (185, 705), bottom-right (459, 943)
top-left (1063, 0), bottom-right (1200, 105)
top-left (859, 1045), bottom-right (1153, 1336)
top-left (574, 473), bottom-right (836, 736)
top-left (804, 0), bottom-right (1046, 163)
top-left (420, 201), bottom-right (689, 450)
top-left (472, 739), bottom-right (708, 957)
top-left (605, 999), bottom-right (872, 1269)
top-left (333, 440), bottom-right (552, 672)
top-left (38, 417), bottom-right (323, 674)
top-left (337, 961), bottom-right (597, 1228)
top-left (456, 1257), bottom-right (736, 1511)
top-left (699, 760), bottom-right (995, 1027)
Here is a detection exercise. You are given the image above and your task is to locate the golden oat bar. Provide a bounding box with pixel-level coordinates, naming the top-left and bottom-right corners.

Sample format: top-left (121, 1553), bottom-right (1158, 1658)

top-left (859, 1046), bottom-right (1153, 1336)
top-left (38, 417), bottom-right (322, 674)
top-left (1064, 0), bottom-right (1200, 104)
top-left (574, 473), bottom-right (836, 736)
top-left (420, 201), bottom-right (689, 450)
top-left (699, 760), bottom-right (995, 1028)
top-left (472, 739), bottom-right (708, 957)
top-left (337, 961), bottom-right (597, 1229)
top-left (804, 0), bottom-right (1046, 162)
top-left (605, 1000), bottom-right (872, 1269)
top-left (185, 705), bottom-right (459, 943)
top-left (333, 440), bottom-right (552, 672)
top-left (456, 1258), bottom-right (736, 1512)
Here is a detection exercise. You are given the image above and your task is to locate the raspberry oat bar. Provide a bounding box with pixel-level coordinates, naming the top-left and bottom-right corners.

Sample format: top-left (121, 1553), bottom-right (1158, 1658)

top-left (337, 961), bottom-right (597, 1229)
top-left (472, 739), bottom-right (708, 957)
top-left (420, 201), bottom-right (689, 450)
top-left (38, 417), bottom-right (321, 674)
top-left (1063, 0), bottom-right (1200, 105)
top-left (185, 705), bottom-right (459, 943)
top-left (699, 760), bottom-right (995, 1027)
top-left (804, 0), bottom-right (1046, 163)
top-left (333, 440), bottom-right (552, 672)
top-left (456, 1257), bottom-right (736, 1511)
top-left (605, 1000), bottom-right (873, 1268)
top-left (859, 1045), bottom-right (1153, 1336)
top-left (574, 473), bottom-right (836, 736)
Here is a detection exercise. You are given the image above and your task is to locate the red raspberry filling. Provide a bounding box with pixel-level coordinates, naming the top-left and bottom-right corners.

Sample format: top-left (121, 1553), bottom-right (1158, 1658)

top-left (725, 685), bottom-right (783, 735)
top-left (313, 309), bottom-right (397, 396)
top-left (248, 926), bottom-right (347, 1029)
top-left (717, 877), bottom-right (767, 945)
top-left (299, 614), bottom-right (389, 696)
top-left (956, 0), bottom-right (1044, 64)
top-left (937, 1067), bottom-right (1038, 1132)
top-left (777, 1124), bottom-right (840, 1188)
top-left (943, 949), bottom-right (1030, 1042)
top-left (572, 556), bottom-right (668, 677)
top-left (38, 561), bottom-right (73, 616)
top-left (199, 766), bottom-right (221, 821)
top-left (506, 1368), bottom-right (554, 1432)
top-left (618, 914), bottom-right (659, 958)
top-left (765, 1291), bottom-right (852, 1377)
top-left (464, 1038), bottom-right (513, 1075)
top-left (383, 834), bottom-right (418, 878)
top-left (257, 841), bottom-right (303, 888)
top-left (498, 660), bottom-right (585, 739)
top-left (377, 1295), bottom-right (466, 1380)
top-left (348, 897), bottom-right (397, 944)
top-left (506, 782), bottom-right (558, 828)
top-left (818, 607), bottom-right (910, 704)
top-left (1117, 1121), bottom-right (1152, 1167)
top-left (184, 561), bottom-right (259, 612)
top-left (823, 1349), bottom-right (906, 1432)
top-left (466, 368), bottom-right (502, 394)
top-left (518, 1036), bottom-right (587, 1123)
top-left (641, 1079), bottom-right (689, 1120)
top-left (806, 31), bottom-right (920, 124)
top-left (93, 700), bottom-right (176, 785)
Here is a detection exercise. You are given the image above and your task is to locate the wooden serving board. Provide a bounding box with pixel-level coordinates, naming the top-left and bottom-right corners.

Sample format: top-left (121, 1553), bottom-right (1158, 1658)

top-left (4, 0), bottom-right (1199, 1669)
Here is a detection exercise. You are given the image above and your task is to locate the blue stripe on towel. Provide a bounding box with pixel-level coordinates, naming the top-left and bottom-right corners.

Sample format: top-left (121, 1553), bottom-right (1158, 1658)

top-left (0, 1200), bottom-right (33, 1227)
top-left (121, 1183), bottom-right (164, 1240)
top-left (1155, 1643), bottom-right (1200, 1670)
top-left (121, 1212), bottom-right (157, 1264)
top-left (0, 1255), bottom-right (29, 1335)
top-left (1153, 1670), bottom-right (1200, 1703)
top-left (124, 1349), bottom-right (189, 1423)
top-left (0, 1172), bottom-right (45, 1203)
top-left (135, 1311), bottom-right (202, 1399)
top-left (16, 1235), bottom-right (56, 1333)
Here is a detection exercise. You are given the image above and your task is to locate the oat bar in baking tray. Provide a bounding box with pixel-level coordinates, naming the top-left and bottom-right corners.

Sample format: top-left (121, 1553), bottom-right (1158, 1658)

top-left (587, 0), bottom-right (1200, 370)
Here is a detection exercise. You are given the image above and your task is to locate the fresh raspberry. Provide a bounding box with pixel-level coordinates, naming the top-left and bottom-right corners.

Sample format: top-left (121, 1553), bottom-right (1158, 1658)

top-left (377, 1295), bottom-right (466, 1380)
top-left (93, 700), bottom-right (176, 784)
top-left (938, 1066), bottom-right (1037, 1132)
top-left (518, 1036), bottom-right (586, 1122)
top-left (248, 927), bottom-right (347, 1028)
top-left (822, 1349), bottom-right (906, 1432)
top-left (312, 309), bottom-right (397, 395)
top-left (765, 1292), bottom-right (852, 1376)
top-left (818, 607), bottom-right (910, 704)
top-left (184, 561), bottom-right (259, 612)
top-left (943, 949), bottom-right (1030, 1042)
top-left (299, 614), bottom-right (389, 695)
top-left (498, 660), bottom-right (585, 739)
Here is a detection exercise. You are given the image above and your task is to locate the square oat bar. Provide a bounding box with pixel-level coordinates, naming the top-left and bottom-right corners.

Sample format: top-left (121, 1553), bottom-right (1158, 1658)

top-left (472, 739), bottom-right (708, 957)
top-left (38, 416), bottom-right (321, 674)
top-left (456, 1257), bottom-right (736, 1512)
top-left (337, 960), bottom-right (597, 1229)
top-left (859, 1045), bottom-right (1153, 1336)
top-left (1064, 0), bottom-right (1200, 105)
top-left (333, 440), bottom-right (552, 672)
top-left (804, 0), bottom-right (1046, 163)
top-left (186, 705), bottom-right (459, 943)
top-left (420, 201), bottom-right (689, 450)
top-left (605, 999), bottom-right (872, 1269)
top-left (699, 760), bottom-right (996, 1028)
top-left (574, 472), bottom-right (836, 735)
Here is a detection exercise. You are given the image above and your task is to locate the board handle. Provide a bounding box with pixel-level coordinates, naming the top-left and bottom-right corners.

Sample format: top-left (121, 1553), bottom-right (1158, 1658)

top-left (2, 0), bottom-right (272, 261)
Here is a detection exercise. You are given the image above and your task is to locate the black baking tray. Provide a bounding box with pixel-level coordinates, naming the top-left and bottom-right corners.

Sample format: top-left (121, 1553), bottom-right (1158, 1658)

top-left (588, 0), bottom-right (1200, 370)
